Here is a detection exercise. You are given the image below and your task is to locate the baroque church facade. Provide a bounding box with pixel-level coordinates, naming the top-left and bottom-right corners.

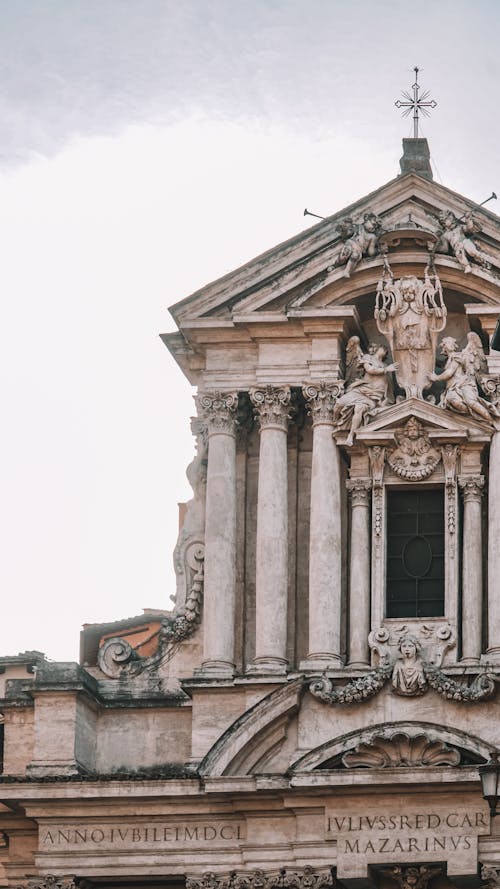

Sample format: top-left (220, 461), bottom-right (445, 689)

top-left (2, 137), bottom-right (500, 889)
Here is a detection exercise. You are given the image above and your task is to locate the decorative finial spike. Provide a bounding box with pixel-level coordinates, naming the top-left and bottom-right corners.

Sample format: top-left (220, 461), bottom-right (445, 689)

top-left (395, 67), bottom-right (437, 138)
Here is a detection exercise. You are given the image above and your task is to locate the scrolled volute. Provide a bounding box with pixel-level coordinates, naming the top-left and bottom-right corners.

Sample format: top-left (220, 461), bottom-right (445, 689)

top-left (98, 544), bottom-right (204, 679)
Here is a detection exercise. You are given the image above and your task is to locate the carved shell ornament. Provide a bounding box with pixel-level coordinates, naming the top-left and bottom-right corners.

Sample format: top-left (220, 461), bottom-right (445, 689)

top-left (342, 732), bottom-right (460, 769)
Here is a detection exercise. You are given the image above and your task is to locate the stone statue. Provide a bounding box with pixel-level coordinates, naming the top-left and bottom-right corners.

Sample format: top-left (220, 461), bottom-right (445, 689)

top-left (375, 265), bottom-right (446, 398)
top-left (332, 212), bottom-right (383, 278)
top-left (433, 209), bottom-right (495, 273)
top-left (333, 343), bottom-right (397, 446)
top-left (429, 334), bottom-right (500, 423)
top-left (344, 335), bottom-right (364, 387)
top-left (391, 634), bottom-right (427, 697)
top-left (173, 417), bottom-right (208, 606)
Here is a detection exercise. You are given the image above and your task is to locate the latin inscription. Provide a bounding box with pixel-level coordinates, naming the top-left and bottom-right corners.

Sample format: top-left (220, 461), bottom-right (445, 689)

top-left (40, 821), bottom-right (244, 851)
top-left (327, 807), bottom-right (490, 879)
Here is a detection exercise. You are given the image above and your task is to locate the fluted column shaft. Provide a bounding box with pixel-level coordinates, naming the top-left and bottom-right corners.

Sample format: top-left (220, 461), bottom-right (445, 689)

top-left (488, 433), bottom-right (500, 659)
top-left (250, 386), bottom-right (293, 672)
top-left (198, 391), bottom-right (238, 675)
top-left (347, 478), bottom-right (372, 667)
top-left (302, 383), bottom-right (343, 667)
top-left (459, 475), bottom-right (485, 664)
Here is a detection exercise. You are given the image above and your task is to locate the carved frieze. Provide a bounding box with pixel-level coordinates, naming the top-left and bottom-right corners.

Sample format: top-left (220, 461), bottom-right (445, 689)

top-left (98, 543), bottom-right (204, 678)
top-left (250, 386), bottom-right (294, 431)
top-left (303, 381), bottom-right (344, 426)
top-left (187, 868), bottom-right (336, 889)
top-left (342, 732), bottom-right (460, 769)
top-left (309, 623), bottom-right (495, 705)
top-left (20, 879), bottom-right (77, 889)
top-left (375, 265), bottom-right (446, 399)
top-left (198, 391), bottom-right (239, 434)
top-left (387, 418), bottom-right (441, 480)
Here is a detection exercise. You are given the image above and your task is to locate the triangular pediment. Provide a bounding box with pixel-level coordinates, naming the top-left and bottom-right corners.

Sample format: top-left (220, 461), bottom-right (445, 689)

top-left (168, 172), bottom-right (500, 330)
top-left (351, 398), bottom-right (493, 445)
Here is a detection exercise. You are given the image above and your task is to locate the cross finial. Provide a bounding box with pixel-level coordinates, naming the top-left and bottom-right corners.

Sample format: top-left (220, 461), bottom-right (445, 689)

top-left (395, 66), bottom-right (437, 138)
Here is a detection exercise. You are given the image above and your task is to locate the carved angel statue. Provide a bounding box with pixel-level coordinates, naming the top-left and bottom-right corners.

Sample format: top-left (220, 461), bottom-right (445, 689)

top-left (375, 264), bottom-right (447, 398)
top-left (433, 209), bottom-right (495, 273)
top-left (333, 342), bottom-right (397, 446)
top-left (429, 333), bottom-right (500, 423)
top-left (332, 211), bottom-right (383, 278)
top-left (344, 335), bottom-right (364, 387)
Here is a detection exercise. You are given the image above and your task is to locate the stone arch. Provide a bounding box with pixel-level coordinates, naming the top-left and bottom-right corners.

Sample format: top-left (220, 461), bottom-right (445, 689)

top-left (289, 720), bottom-right (496, 772)
top-left (198, 679), bottom-right (303, 777)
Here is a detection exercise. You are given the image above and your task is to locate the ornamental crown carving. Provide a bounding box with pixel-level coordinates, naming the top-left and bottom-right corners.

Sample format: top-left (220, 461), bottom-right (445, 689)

top-left (387, 417), bottom-right (441, 480)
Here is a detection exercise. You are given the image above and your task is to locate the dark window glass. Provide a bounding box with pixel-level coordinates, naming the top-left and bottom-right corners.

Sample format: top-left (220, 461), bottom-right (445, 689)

top-left (386, 489), bottom-right (445, 618)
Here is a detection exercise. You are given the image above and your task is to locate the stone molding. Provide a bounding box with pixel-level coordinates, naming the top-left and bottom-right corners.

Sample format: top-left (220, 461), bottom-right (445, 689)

top-left (187, 867), bottom-right (335, 889)
top-left (346, 477), bottom-right (372, 506)
top-left (198, 391), bottom-right (239, 435)
top-left (250, 385), bottom-right (294, 431)
top-left (303, 381), bottom-right (344, 426)
top-left (458, 475), bottom-right (485, 502)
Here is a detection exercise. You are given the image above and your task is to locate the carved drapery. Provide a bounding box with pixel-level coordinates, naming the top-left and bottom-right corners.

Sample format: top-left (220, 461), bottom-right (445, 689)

top-left (187, 867), bottom-right (335, 889)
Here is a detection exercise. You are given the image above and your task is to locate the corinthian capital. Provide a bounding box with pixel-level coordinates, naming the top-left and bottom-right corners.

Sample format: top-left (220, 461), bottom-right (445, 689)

top-left (197, 391), bottom-right (238, 435)
top-left (303, 381), bottom-right (344, 426)
top-left (250, 385), bottom-right (294, 431)
top-left (458, 475), bottom-right (485, 502)
top-left (346, 477), bottom-right (372, 506)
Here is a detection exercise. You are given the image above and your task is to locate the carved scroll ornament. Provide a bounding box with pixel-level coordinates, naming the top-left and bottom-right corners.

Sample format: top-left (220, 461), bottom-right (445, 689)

top-left (187, 868), bottom-right (335, 889)
top-left (98, 543), bottom-right (204, 678)
top-left (20, 879), bottom-right (77, 889)
top-left (250, 386), bottom-right (294, 431)
top-left (342, 732), bottom-right (460, 768)
top-left (379, 866), bottom-right (442, 889)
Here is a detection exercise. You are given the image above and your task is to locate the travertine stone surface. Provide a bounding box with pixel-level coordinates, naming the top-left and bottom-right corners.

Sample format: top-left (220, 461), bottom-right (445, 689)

top-left (346, 478), bottom-right (372, 667)
top-left (198, 391), bottom-right (238, 675)
top-left (302, 384), bottom-right (342, 667)
top-left (250, 387), bottom-right (292, 672)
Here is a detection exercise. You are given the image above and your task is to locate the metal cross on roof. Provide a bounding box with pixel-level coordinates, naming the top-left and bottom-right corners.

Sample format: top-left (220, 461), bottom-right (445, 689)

top-left (395, 67), bottom-right (437, 138)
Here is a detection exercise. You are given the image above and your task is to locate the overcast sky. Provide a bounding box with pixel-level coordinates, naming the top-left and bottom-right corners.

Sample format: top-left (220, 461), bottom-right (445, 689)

top-left (1, 0), bottom-right (500, 661)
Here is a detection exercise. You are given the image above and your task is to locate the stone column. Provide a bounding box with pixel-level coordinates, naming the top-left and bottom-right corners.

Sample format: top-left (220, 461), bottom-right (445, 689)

top-left (488, 429), bottom-right (500, 660)
top-left (346, 478), bottom-right (372, 668)
top-left (198, 391), bottom-right (238, 675)
top-left (301, 382), bottom-right (343, 668)
top-left (250, 385), bottom-right (293, 673)
top-left (459, 475), bottom-right (485, 664)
